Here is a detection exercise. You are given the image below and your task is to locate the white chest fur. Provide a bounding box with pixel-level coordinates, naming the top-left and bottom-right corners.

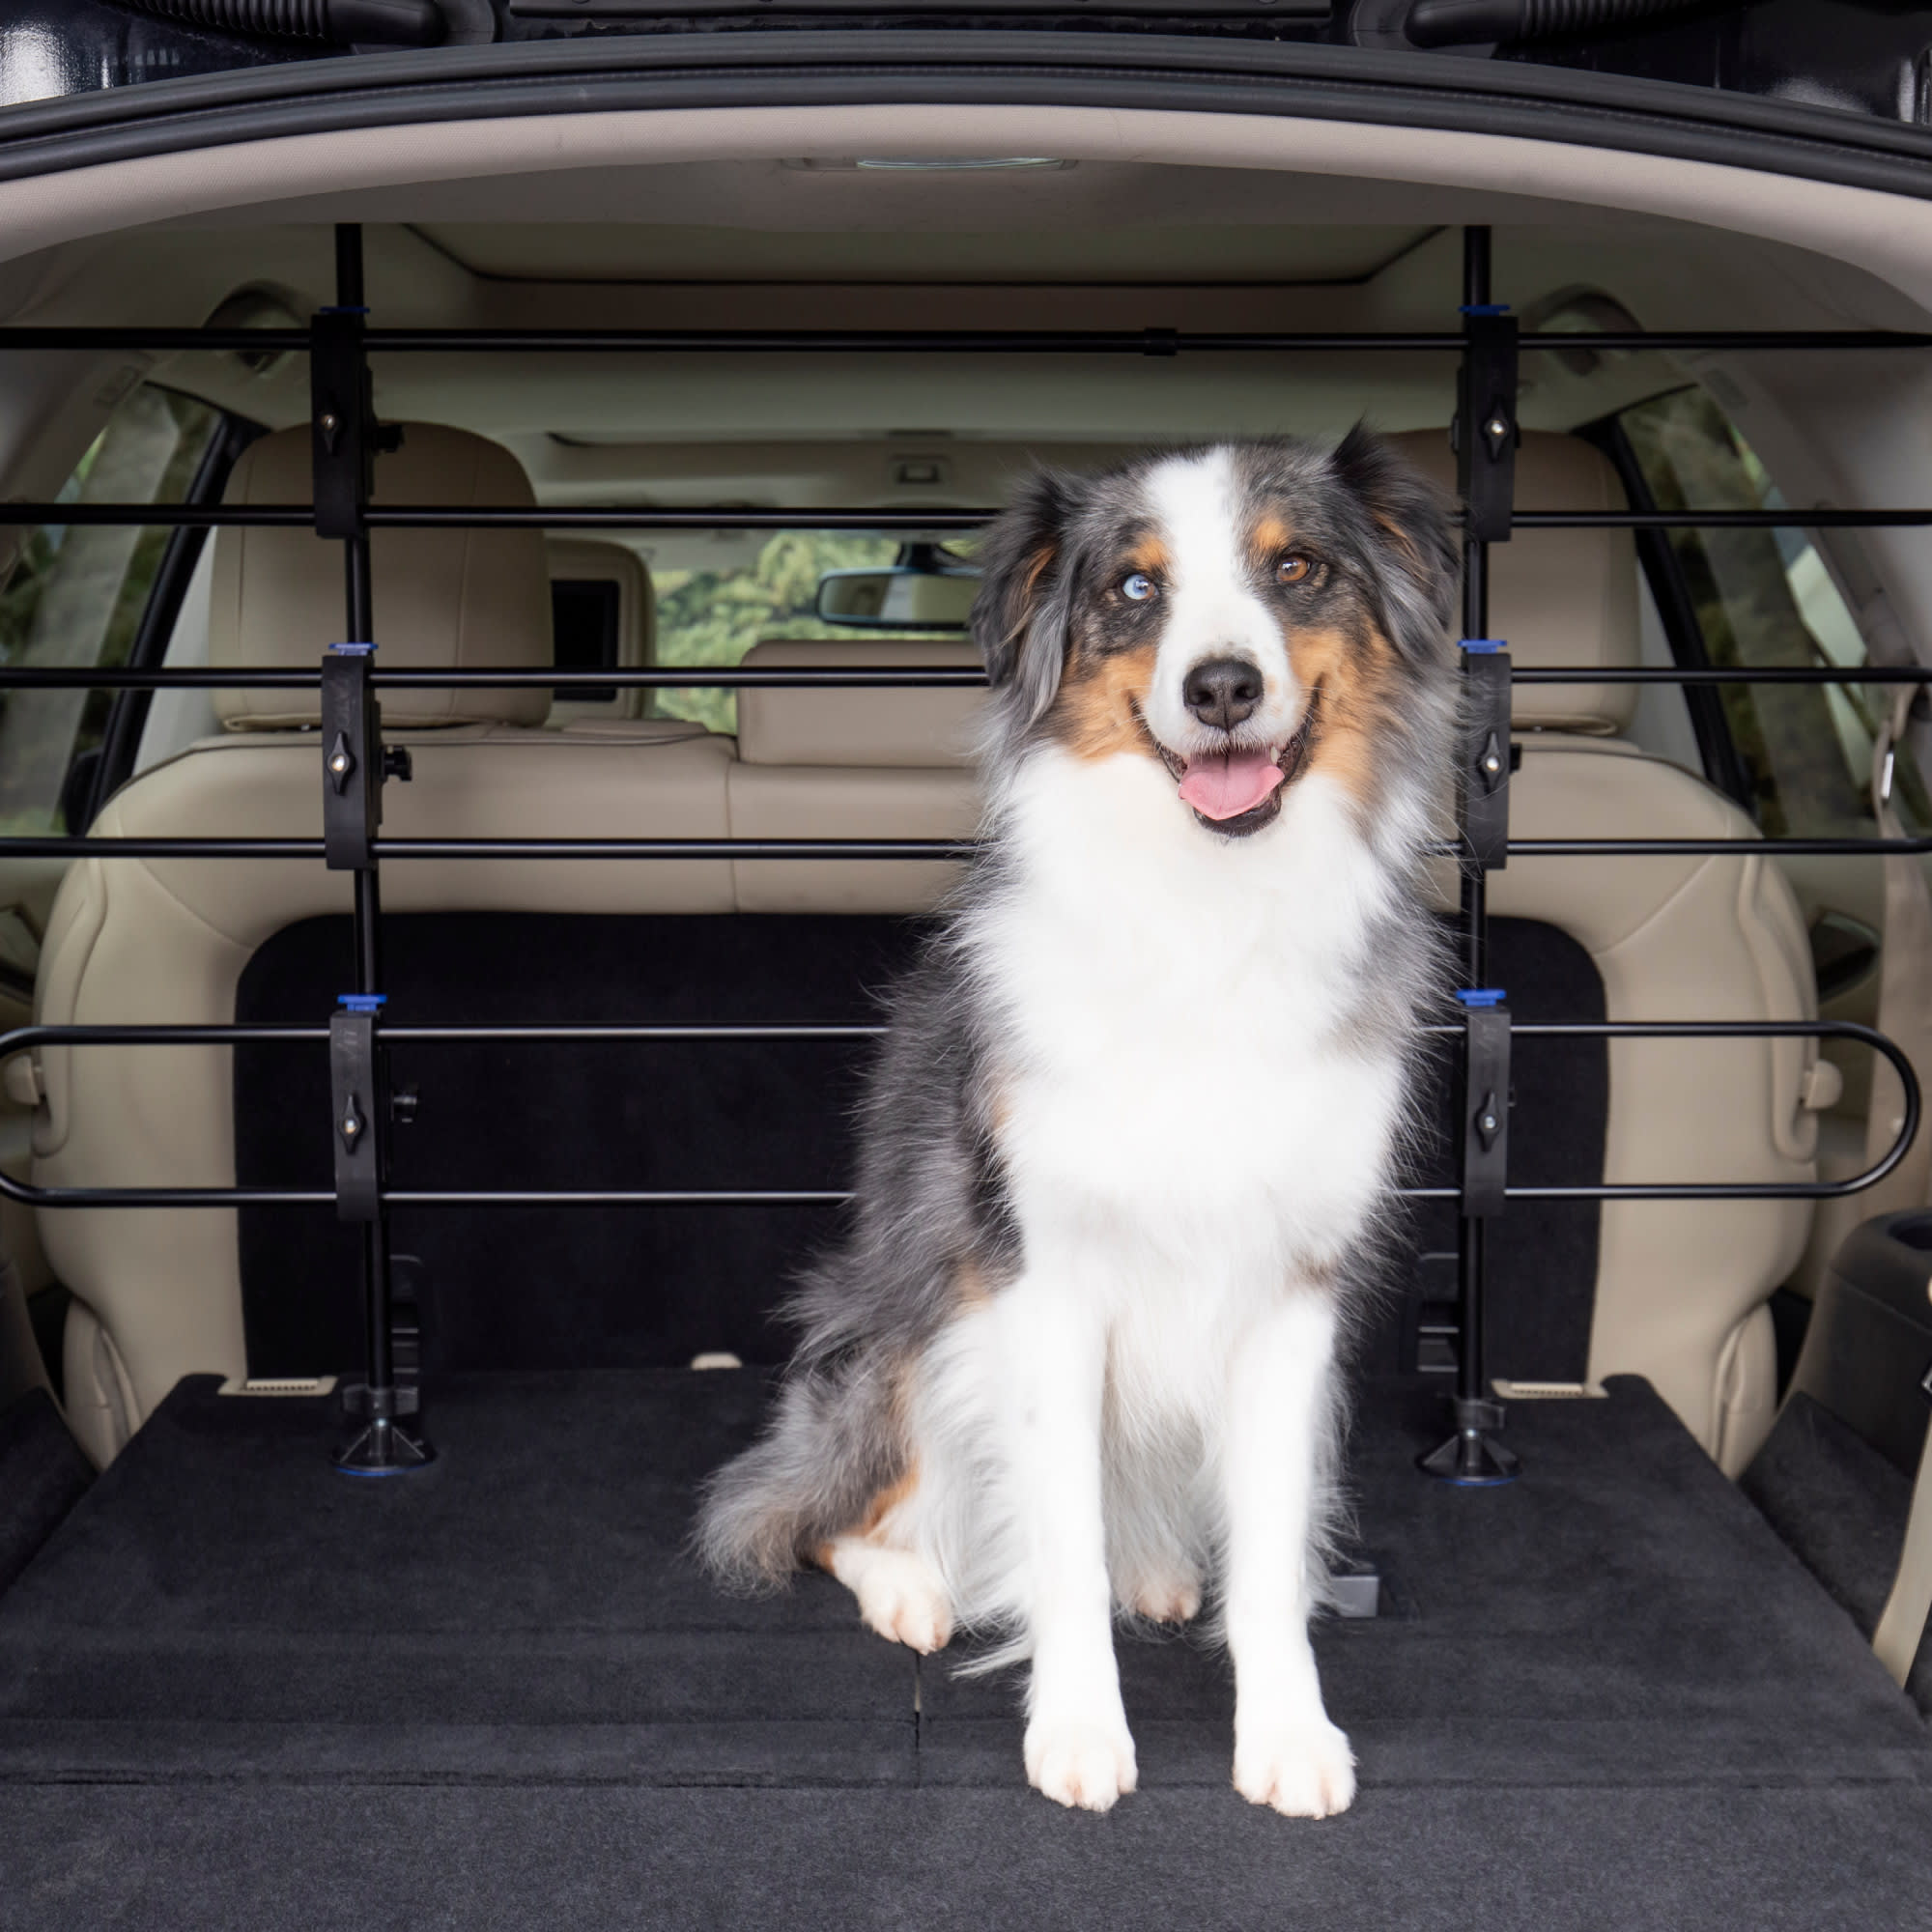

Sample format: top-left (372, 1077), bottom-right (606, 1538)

top-left (969, 748), bottom-right (1407, 1288)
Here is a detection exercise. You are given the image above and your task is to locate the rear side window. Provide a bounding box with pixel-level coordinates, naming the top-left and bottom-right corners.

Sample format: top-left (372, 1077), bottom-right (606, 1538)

top-left (651, 533), bottom-right (919, 735)
top-left (0, 384), bottom-right (221, 833)
top-left (1618, 386), bottom-right (1926, 837)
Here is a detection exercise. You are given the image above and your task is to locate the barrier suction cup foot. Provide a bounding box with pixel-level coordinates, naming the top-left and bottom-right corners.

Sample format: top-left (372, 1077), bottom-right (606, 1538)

top-left (1418, 1396), bottom-right (1519, 1487)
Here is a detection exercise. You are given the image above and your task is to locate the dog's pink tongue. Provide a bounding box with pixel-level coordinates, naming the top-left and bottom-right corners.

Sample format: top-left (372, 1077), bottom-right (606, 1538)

top-left (1178, 749), bottom-right (1283, 821)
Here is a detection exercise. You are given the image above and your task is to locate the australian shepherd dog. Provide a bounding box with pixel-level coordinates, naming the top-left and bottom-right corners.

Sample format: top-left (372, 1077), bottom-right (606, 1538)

top-left (698, 429), bottom-right (1458, 1816)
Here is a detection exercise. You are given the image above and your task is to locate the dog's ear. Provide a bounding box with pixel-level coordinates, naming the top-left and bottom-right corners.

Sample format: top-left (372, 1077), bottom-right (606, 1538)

top-left (972, 468), bottom-right (1080, 731)
top-left (1328, 422), bottom-right (1460, 662)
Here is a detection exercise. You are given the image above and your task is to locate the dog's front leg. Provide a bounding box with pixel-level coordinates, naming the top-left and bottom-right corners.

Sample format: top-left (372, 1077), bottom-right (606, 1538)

top-left (1223, 1288), bottom-right (1356, 1818)
top-left (993, 1273), bottom-right (1136, 1813)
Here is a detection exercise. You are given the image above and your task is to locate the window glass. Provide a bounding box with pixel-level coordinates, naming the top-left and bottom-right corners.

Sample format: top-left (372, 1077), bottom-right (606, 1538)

top-left (652, 532), bottom-right (954, 735)
top-left (0, 384), bottom-right (221, 833)
top-left (1619, 386), bottom-right (1925, 837)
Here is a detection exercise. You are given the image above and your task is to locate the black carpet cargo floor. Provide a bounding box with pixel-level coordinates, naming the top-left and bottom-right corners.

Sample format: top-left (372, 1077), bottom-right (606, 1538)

top-left (3, 1371), bottom-right (1928, 1930)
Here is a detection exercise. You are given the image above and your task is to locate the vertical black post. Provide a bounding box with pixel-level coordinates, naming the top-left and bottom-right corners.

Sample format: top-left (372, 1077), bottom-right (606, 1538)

top-left (1420, 226), bottom-right (1519, 1486)
top-left (321, 222), bottom-right (431, 1475)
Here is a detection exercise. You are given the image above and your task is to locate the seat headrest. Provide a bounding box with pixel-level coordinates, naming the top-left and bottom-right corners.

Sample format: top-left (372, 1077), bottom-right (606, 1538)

top-left (1386, 429), bottom-right (1639, 734)
top-left (211, 422), bottom-right (553, 730)
top-left (735, 639), bottom-right (983, 767)
top-left (547, 538), bottom-right (656, 724)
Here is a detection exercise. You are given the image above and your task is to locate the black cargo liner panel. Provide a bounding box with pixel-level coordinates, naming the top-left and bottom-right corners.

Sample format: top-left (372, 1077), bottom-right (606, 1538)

top-left (232, 912), bottom-right (1605, 1383)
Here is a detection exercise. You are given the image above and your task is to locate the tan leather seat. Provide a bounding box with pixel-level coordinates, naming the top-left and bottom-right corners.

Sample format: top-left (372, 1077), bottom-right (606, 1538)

top-left (30, 424), bottom-right (734, 1463)
top-left (728, 638), bottom-right (980, 913)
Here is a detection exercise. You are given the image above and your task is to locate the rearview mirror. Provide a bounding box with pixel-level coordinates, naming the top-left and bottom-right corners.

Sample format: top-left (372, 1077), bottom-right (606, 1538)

top-left (815, 565), bottom-right (977, 631)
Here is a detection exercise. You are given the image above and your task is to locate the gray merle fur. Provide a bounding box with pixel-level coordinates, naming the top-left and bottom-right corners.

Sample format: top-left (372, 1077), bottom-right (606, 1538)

top-left (695, 428), bottom-right (1460, 1591)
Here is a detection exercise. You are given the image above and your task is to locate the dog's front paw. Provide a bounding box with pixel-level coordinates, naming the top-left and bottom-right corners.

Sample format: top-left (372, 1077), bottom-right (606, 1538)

top-left (1124, 1571), bottom-right (1203, 1626)
top-left (1233, 1717), bottom-right (1356, 1818)
top-left (849, 1548), bottom-right (952, 1654)
top-left (1024, 1715), bottom-right (1139, 1813)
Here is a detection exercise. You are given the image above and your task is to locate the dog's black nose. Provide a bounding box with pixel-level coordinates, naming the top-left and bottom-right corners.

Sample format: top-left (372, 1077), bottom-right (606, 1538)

top-left (1183, 658), bottom-right (1264, 731)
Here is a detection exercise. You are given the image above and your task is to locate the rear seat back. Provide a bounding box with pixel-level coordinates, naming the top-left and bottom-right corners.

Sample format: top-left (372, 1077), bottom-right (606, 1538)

top-left (729, 639), bottom-right (980, 912)
top-left (33, 424), bottom-right (734, 1460)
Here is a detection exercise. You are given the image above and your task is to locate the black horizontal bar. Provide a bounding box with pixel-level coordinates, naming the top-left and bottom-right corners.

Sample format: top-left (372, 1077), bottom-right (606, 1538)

top-left (0, 1023), bottom-right (885, 1047)
top-left (1505, 837), bottom-right (1932, 856)
top-left (0, 837), bottom-right (977, 861)
top-left (0, 666), bottom-right (989, 692)
top-left (10, 503), bottom-right (1932, 532)
top-left (6, 664), bottom-right (1931, 694)
top-left (0, 504), bottom-right (991, 531)
top-left (0, 1016), bottom-right (1906, 1209)
top-left (5, 834), bottom-right (1928, 860)
top-left (2, 326), bottom-right (1927, 355)
top-left (1513, 509), bottom-right (1932, 529)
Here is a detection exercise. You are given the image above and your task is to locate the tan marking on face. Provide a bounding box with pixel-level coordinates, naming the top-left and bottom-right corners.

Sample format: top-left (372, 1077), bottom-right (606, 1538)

top-left (1122, 534), bottom-right (1171, 582)
top-left (1284, 622), bottom-right (1402, 809)
top-left (1043, 639), bottom-right (1161, 763)
top-left (1246, 513), bottom-right (1297, 574)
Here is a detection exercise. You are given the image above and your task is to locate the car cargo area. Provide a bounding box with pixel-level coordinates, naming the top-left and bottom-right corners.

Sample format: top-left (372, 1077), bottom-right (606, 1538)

top-left (3, 112), bottom-right (1932, 1927)
top-left (5, 1369), bottom-right (1930, 1927)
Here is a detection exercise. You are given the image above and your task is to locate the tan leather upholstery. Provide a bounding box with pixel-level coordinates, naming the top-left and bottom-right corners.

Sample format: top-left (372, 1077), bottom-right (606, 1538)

top-left (546, 539), bottom-right (654, 725)
top-left (1390, 429), bottom-right (1639, 734)
top-left (212, 422), bottom-right (552, 731)
top-left (729, 638), bottom-right (980, 911)
top-left (735, 639), bottom-right (981, 767)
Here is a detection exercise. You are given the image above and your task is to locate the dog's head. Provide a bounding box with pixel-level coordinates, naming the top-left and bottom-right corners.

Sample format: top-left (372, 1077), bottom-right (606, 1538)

top-left (972, 431), bottom-right (1459, 837)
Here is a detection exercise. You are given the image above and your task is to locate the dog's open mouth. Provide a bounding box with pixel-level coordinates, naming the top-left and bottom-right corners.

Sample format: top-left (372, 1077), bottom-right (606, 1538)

top-left (1147, 690), bottom-right (1320, 838)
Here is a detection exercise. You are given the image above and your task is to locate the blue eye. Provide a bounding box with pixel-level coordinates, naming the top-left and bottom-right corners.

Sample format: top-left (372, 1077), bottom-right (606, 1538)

top-left (1122, 572), bottom-right (1156, 603)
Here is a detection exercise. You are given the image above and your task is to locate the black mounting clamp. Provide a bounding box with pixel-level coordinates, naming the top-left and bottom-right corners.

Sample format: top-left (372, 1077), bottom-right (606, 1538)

top-left (321, 648), bottom-right (382, 870)
top-left (1461, 641), bottom-right (1513, 873)
top-left (310, 306), bottom-right (378, 543)
top-left (320, 650), bottom-right (412, 871)
top-left (1458, 991), bottom-right (1513, 1222)
top-left (328, 994), bottom-right (384, 1224)
top-left (1455, 304), bottom-right (1519, 545)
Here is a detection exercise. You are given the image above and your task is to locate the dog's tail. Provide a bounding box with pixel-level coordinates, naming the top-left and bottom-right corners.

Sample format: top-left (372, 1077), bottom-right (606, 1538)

top-left (694, 1350), bottom-right (906, 1591)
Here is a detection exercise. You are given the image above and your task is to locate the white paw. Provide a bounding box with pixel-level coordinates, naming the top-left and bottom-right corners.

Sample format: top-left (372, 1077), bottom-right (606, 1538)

top-left (1124, 1572), bottom-right (1203, 1626)
top-left (1024, 1715), bottom-right (1139, 1813)
top-left (1233, 1718), bottom-right (1356, 1818)
top-left (851, 1549), bottom-right (952, 1655)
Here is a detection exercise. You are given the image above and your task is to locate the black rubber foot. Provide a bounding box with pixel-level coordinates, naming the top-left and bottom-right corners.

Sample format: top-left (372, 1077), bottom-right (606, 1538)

top-left (334, 1414), bottom-right (436, 1476)
top-left (1418, 1428), bottom-right (1520, 1486)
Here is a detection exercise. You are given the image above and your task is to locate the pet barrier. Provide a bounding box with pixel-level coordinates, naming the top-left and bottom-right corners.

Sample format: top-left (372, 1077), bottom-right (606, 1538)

top-left (0, 223), bottom-right (1922, 1480)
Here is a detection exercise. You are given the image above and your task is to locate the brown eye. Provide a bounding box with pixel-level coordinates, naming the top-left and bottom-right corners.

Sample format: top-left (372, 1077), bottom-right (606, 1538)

top-left (1276, 554), bottom-right (1311, 585)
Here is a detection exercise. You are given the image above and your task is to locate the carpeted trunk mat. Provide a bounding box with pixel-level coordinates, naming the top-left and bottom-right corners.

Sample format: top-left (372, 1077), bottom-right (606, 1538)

top-left (2, 1371), bottom-right (1927, 1929)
